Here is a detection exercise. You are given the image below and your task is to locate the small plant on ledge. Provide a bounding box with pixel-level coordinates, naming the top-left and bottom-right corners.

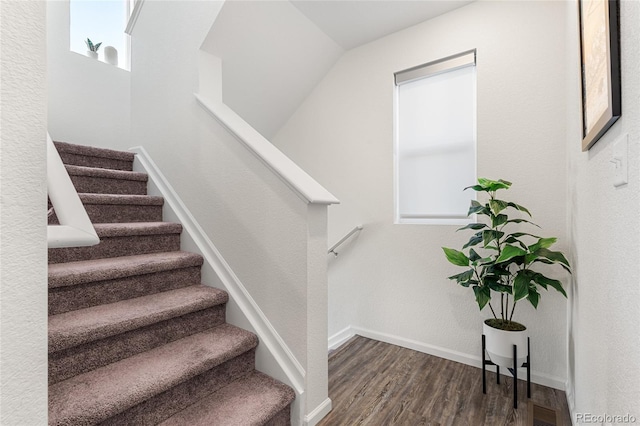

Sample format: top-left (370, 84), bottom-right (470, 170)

top-left (85, 38), bottom-right (102, 59)
top-left (85, 38), bottom-right (102, 52)
top-left (442, 178), bottom-right (571, 366)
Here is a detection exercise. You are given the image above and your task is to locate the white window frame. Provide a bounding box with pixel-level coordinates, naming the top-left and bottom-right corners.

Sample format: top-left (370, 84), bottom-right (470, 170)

top-left (393, 49), bottom-right (477, 225)
top-left (68, 0), bottom-right (132, 71)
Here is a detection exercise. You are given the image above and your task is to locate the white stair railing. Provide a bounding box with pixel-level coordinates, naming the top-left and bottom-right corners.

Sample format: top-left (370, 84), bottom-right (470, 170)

top-left (47, 134), bottom-right (99, 248)
top-left (194, 94), bottom-right (339, 206)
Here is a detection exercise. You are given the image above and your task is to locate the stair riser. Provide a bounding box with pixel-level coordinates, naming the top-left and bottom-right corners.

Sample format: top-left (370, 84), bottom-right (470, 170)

top-left (265, 406), bottom-right (293, 426)
top-left (48, 233), bottom-right (181, 264)
top-left (59, 152), bottom-right (133, 171)
top-left (100, 350), bottom-right (256, 426)
top-left (49, 266), bottom-right (201, 315)
top-left (70, 175), bottom-right (147, 195)
top-left (49, 204), bottom-right (163, 225)
top-left (49, 305), bottom-right (227, 385)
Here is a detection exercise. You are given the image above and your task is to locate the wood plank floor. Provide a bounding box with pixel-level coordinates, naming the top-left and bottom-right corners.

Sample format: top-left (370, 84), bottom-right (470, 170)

top-left (319, 336), bottom-right (572, 426)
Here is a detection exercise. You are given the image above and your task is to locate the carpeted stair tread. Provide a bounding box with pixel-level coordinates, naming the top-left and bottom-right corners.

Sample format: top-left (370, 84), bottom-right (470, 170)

top-left (92, 221), bottom-right (182, 237)
top-left (65, 164), bottom-right (148, 181)
top-left (48, 251), bottom-right (203, 288)
top-left (49, 285), bottom-right (228, 353)
top-left (65, 164), bottom-right (147, 195)
top-left (53, 141), bottom-right (135, 171)
top-left (48, 194), bottom-right (165, 225)
top-left (99, 351), bottom-right (257, 426)
top-left (159, 371), bottom-right (295, 426)
top-left (48, 324), bottom-right (258, 426)
top-left (77, 193), bottom-right (164, 206)
top-left (48, 222), bottom-right (183, 264)
top-left (54, 141), bottom-right (135, 162)
top-left (48, 300), bottom-right (227, 385)
top-left (48, 140), bottom-right (295, 424)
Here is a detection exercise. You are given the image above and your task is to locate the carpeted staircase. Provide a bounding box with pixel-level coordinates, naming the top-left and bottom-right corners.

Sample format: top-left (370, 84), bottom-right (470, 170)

top-left (48, 141), bottom-right (295, 425)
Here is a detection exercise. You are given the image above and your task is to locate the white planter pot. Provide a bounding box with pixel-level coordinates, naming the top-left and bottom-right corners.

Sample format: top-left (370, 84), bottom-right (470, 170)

top-left (104, 46), bottom-right (118, 66)
top-left (86, 50), bottom-right (98, 60)
top-left (483, 320), bottom-right (528, 369)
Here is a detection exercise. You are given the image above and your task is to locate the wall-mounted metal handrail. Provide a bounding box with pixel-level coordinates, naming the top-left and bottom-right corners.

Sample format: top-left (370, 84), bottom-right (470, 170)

top-left (328, 225), bottom-right (363, 257)
top-left (47, 133), bottom-right (100, 248)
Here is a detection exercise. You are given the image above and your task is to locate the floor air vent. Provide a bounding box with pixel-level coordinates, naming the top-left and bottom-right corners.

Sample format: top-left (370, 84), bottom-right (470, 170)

top-left (528, 401), bottom-right (561, 426)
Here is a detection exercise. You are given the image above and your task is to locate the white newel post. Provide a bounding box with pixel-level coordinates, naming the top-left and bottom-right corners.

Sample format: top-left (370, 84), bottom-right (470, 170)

top-left (303, 203), bottom-right (332, 425)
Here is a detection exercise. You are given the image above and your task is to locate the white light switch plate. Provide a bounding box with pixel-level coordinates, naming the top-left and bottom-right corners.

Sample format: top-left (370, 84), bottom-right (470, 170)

top-left (612, 134), bottom-right (628, 187)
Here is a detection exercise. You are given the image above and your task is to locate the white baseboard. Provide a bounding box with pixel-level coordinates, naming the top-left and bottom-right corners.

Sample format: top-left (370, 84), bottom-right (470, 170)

top-left (328, 326), bottom-right (355, 351)
top-left (304, 398), bottom-right (332, 426)
top-left (329, 325), bottom-right (566, 391)
top-left (565, 377), bottom-right (576, 425)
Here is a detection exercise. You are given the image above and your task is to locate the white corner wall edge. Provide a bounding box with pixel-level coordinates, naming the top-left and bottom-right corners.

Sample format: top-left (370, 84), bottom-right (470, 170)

top-left (47, 134), bottom-right (100, 248)
top-left (328, 326), bottom-right (567, 391)
top-left (565, 376), bottom-right (576, 425)
top-left (129, 145), bottom-right (306, 397)
top-left (194, 93), bottom-right (339, 206)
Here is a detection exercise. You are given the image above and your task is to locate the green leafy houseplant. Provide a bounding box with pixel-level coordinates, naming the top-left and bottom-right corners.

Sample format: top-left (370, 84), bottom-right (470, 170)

top-left (85, 38), bottom-right (102, 53)
top-left (442, 178), bottom-right (570, 331)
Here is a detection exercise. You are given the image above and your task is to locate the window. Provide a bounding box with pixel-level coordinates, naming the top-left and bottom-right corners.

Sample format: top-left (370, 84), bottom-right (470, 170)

top-left (70, 0), bottom-right (131, 70)
top-left (394, 50), bottom-right (477, 225)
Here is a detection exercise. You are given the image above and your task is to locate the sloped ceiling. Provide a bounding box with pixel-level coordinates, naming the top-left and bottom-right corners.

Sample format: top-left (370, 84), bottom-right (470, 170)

top-left (291, 0), bottom-right (474, 50)
top-left (201, 0), bottom-right (473, 139)
top-left (200, 0), bottom-right (344, 139)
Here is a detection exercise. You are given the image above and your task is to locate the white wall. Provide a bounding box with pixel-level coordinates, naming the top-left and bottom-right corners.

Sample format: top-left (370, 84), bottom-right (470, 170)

top-left (0, 1), bottom-right (48, 423)
top-left (200, 0), bottom-right (343, 139)
top-left (130, 2), bottom-right (329, 422)
top-left (566, 0), bottom-right (640, 421)
top-left (47, 0), bottom-right (131, 149)
top-left (274, 0), bottom-right (570, 388)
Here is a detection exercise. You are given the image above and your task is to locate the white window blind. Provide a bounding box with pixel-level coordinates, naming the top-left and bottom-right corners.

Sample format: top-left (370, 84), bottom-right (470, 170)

top-left (394, 50), bottom-right (477, 225)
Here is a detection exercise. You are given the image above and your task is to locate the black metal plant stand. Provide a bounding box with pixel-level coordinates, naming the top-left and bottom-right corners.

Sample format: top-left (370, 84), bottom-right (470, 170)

top-left (482, 334), bottom-right (531, 409)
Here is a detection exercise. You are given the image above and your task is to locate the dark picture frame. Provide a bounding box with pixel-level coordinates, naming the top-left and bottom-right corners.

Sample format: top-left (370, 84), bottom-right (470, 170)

top-left (578, 0), bottom-right (621, 151)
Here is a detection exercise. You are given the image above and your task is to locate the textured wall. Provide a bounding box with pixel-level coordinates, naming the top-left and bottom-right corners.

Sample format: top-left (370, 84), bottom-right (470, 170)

top-left (0, 0), bottom-right (48, 423)
top-left (130, 2), bottom-right (330, 421)
top-left (274, 0), bottom-right (571, 387)
top-left (132, 0), bottom-right (307, 365)
top-left (47, 0), bottom-right (131, 150)
top-left (566, 0), bottom-right (640, 420)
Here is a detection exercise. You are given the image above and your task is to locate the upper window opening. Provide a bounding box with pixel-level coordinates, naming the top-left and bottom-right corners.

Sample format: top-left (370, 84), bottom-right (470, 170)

top-left (394, 50), bottom-right (477, 225)
top-left (70, 0), bottom-right (131, 70)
